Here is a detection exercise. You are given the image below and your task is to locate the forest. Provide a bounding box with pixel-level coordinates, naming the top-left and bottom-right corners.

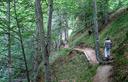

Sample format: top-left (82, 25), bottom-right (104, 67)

top-left (0, 0), bottom-right (128, 82)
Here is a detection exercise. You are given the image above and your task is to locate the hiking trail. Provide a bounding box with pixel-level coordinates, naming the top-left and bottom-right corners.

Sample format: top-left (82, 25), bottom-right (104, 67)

top-left (74, 48), bottom-right (99, 64)
top-left (71, 47), bottom-right (113, 82)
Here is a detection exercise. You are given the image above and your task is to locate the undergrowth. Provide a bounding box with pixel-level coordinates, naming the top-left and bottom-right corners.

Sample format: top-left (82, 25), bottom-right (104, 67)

top-left (52, 53), bottom-right (98, 82)
top-left (99, 13), bottom-right (128, 82)
top-left (50, 48), bottom-right (72, 63)
top-left (68, 13), bottom-right (128, 82)
top-left (44, 10), bottom-right (128, 82)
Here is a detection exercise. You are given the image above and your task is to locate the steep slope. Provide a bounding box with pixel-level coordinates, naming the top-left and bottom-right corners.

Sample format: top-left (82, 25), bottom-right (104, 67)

top-left (37, 8), bottom-right (128, 82)
top-left (51, 48), bottom-right (98, 82)
top-left (68, 9), bottom-right (128, 82)
top-left (101, 13), bottom-right (128, 82)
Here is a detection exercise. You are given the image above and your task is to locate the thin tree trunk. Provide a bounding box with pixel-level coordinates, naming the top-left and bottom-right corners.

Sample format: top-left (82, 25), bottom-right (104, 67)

top-left (33, 27), bottom-right (42, 82)
top-left (6, 0), bottom-right (12, 82)
top-left (59, 15), bottom-right (62, 49)
top-left (64, 14), bottom-right (68, 44)
top-left (92, 0), bottom-right (100, 62)
top-left (45, 0), bottom-right (53, 81)
top-left (14, 0), bottom-right (30, 82)
top-left (35, 0), bottom-right (45, 82)
top-left (104, 0), bottom-right (109, 25)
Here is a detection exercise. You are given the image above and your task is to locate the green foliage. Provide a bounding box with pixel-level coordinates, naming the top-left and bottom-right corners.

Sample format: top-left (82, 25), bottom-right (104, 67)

top-left (69, 9), bottom-right (128, 82)
top-left (109, 0), bottom-right (128, 11)
top-left (99, 13), bottom-right (128, 82)
top-left (52, 53), bottom-right (98, 82)
top-left (70, 33), bottom-right (95, 47)
top-left (50, 48), bottom-right (72, 63)
top-left (100, 13), bottom-right (128, 48)
top-left (74, 12), bottom-right (128, 49)
top-left (113, 52), bottom-right (128, 82)
top-left (0, 0), bottom-right (128, 81)
top-left (0, 0), bottom-right (35, 81)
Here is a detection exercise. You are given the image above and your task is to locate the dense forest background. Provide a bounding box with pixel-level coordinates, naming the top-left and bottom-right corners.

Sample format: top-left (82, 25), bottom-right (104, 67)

top-left (0, 0), bottom-right (128, 82)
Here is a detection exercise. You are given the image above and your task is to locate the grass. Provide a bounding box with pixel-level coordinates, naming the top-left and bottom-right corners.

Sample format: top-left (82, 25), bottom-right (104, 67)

top-left (69, 32), bottom-right (95, 48)
top-left (39, 11), bottom-right (128, 82)
top-left (100, 13), bottom-right (128, 48)
top-left (68, 13), bottom-right (128, 82)
top-left (70, 13), bottom-right (128, 49)
top-left (49, 48), bottom-right (72, 63)
top-left (99, 13), bottom-right (128, 82)
top-left (51, 53), bottom-right (98, 82)
top-left (39, 47), bottom-right (98, 82)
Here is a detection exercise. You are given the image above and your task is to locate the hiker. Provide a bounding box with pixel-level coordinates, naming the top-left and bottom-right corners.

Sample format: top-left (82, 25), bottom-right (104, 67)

top-left (104, 37), bottom-right (112, 60)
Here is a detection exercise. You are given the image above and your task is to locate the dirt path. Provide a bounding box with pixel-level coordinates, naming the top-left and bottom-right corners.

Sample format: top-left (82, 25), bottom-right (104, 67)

top-left (93, 65), bottom-right (113, 82)
top-left (73, 47), bottom-right (113, 82)
top-left (74, 48), bottom-right (99, 64)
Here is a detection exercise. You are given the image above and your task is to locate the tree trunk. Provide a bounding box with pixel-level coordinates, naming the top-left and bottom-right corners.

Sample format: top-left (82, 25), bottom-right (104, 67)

top-left (35, 0), bottom-right (45, 82)
top-left (92, 0), bottom-right (100, 62)
top-left (6, 0), bottom-right (12, 82)
top-left (104, 0), bottom-right (109, 25)
top-left (45, 0), bottom-right (53, 81)
top-left (33, 26), bottom-right (42, 82)
top-left (59, 13), bottom-right (69, 47)
top-left (14, 0), bottom-right (30, 82)
top-left (59, 15), bottom-right (63, 49)
top-left (64, 14), bottom-right (68, 44)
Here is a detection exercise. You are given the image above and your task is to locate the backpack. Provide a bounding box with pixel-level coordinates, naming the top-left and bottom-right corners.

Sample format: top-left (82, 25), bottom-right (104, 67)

top-left (105, 40), bottom-right (112, 49)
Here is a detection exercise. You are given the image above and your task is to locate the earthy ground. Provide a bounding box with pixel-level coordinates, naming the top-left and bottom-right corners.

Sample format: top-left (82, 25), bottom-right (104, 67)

top-left (74, 48), bottom-right (99, 64)
top-left (74, 48), bottom-right (113, 82)
top-left (93, 65), bottom-right (113, 82)
top-left (61, 46), bottom-right (113, 82)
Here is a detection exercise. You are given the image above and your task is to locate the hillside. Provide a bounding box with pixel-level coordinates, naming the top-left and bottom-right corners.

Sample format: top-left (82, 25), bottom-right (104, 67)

top-left (1, 0), bottom-right (128, 82)
top-left (47, 10), bottom-right (128, 82)
top-left (100, 12), bottom-right (128, 82)
top-left (104, 13), bottom-right (128, 82)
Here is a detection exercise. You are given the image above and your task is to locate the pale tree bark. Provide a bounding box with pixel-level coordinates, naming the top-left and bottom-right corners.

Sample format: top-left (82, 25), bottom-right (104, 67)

top-left (35, 0), bottom-right (45, 82)
top-left (6, 0), bottom-right (12, 82)
top-left (58, 13), bottom-right (68, 47)
top-left (58, 15), bottom-right (63, 49)
top-left (92, 0), bottom-right (100, 62)
top-left (45, 0), bottom-right (53, 81)
top-left (63, 13), bottom-right (68, 44)
top-left (13, 0), bottom-right (30, 82)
